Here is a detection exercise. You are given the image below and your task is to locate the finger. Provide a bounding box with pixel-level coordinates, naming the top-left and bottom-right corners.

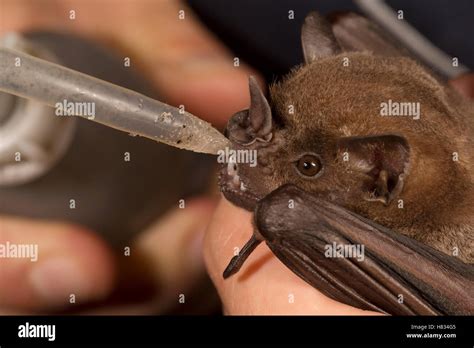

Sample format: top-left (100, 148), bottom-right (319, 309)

top-left (100, 0), bottom-right (262, 127)
top-left (0, 216), bottom-right (115, 312)
top-left (2, 0), bottom-right (262, 127)
top-left (449, 73), bottom-right (474, 99)
top-left (115, 197), bottom-right (218, 314)
top-left (204, 198), bottom-right (381, 315)
top-left (0, 0), bottom-right (63, 31)
top-left (76, 197), bottom-right (219, 315)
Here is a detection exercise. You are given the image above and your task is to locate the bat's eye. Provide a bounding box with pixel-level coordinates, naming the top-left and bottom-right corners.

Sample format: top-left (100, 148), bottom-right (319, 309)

top-left (295, 154), bottom-right (322, 177)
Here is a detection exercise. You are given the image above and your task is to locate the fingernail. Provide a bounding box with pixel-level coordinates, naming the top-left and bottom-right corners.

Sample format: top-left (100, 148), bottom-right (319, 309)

top-left (29, 257), bottom-right (94, 307)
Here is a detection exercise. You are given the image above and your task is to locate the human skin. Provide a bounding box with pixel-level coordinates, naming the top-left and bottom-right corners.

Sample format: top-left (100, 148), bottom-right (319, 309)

top-left (1, 0), bottom-right (472, 315)
top-left (0, 0), bottom-right (249, 314)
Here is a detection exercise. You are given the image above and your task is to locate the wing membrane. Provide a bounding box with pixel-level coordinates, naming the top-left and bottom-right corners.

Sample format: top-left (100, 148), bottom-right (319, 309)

top-left (255, 184), bottom-right (474, 315)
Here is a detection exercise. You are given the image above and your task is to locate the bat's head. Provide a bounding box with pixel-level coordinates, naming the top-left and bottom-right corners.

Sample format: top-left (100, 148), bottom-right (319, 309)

top-left (220, 12), bottom-right (472, 229)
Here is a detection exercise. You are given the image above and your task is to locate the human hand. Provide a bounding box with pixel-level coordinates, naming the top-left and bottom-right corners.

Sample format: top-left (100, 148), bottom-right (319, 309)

top-left (0, 0), bottom-right (258, 314)
top-left (3, 0), bottom-right (473, 315)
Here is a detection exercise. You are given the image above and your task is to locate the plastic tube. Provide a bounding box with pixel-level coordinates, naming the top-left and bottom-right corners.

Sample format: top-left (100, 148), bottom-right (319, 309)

top-left (0, 47), bottom-right (230, 155)
top-left (355, 0), bottom-right (469, 79)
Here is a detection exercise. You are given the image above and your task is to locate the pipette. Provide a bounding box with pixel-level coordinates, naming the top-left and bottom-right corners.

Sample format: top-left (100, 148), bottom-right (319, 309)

top-left (0, 47), bottom-right (230, 155)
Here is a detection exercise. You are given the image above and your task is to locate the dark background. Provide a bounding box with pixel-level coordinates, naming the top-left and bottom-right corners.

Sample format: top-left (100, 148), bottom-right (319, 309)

top-left (188, 0), bottom-right (473, 81)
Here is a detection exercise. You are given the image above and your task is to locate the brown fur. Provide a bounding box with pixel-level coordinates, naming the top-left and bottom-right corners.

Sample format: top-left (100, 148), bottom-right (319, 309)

top-left (221, 52), bottom-right (474, 263)
top-left (221, 11), bottom-right (474, 264)
top-left (267, 52), bottom-right (474, 262)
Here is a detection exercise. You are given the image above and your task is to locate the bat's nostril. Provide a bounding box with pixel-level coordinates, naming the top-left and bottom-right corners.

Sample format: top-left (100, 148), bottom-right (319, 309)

top-left (226, 160), bottom-right (238, 176)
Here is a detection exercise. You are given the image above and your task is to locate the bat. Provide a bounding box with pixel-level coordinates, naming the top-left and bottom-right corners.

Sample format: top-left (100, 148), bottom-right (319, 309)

top-left (218, 11), bottom-right (474, 315)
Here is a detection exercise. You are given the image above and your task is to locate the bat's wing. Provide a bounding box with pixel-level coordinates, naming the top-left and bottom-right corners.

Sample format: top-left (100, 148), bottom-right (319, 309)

top-left (254, 184), bottom-right (474, 315)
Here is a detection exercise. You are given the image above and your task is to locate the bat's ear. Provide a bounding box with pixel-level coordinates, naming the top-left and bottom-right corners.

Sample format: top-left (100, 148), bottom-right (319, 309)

top-left (301, 11), bottom-right (342, 63)
top-left (328, 12), bottom-right (410, 57)
top-left (226, 76), bottom-right (272, 145)
top-left (337, 135), bottom-right (410, 205)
